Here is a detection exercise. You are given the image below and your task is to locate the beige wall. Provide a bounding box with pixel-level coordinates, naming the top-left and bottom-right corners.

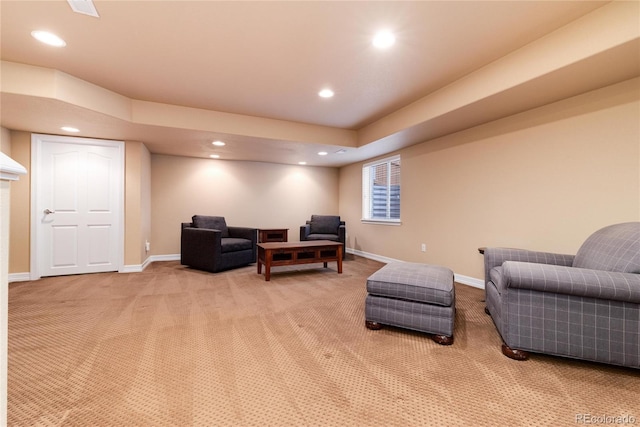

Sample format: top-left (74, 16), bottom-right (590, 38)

top-left (339, 78), bottom-right (640, 281)
top-left (6, 132), bottom-right (337, 273)
top-left (7, 132), bottom-right (30, 274)
top-left (0, 128), bottom-right (10, 155)
top-left (6, 79), bottom-right (640, 280)
top-left (124, 141), bottom-right (152, 266)
top-left (141, 145), bottom-right (151, 261)
top-left (150, 155), bottom-right (339, 255)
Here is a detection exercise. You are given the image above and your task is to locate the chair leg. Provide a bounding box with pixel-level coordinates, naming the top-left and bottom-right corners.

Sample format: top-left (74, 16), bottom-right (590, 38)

top-left (365, 320), bottom-right (383, 330)
top-left (431, 334), bottom-right (454, 346)
top-left (485, 306), bottom-right (528, 360)
top-left (501, 344), bottom-right (529, 361)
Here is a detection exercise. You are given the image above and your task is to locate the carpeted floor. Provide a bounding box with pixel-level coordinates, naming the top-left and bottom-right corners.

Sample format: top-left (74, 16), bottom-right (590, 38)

top-left (7, 256), bottom-right (639, 426)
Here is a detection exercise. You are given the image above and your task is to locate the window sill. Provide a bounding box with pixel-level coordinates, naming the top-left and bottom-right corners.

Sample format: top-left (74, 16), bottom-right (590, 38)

top-left (361, 219), bottom-right (402, 226)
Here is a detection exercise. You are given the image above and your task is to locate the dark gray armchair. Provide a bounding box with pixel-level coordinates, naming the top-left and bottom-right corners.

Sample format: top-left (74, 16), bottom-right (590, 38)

top-left (300, 215), bottom-right (346, 259)
top-left (483, 222), bottom-right (640, 368)
top-left (181, 215), bottom-right (257, 273)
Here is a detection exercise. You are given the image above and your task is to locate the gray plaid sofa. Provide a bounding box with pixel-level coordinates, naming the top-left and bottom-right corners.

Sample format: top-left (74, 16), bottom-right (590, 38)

top-left (484, 222), bottom-right (640, 368)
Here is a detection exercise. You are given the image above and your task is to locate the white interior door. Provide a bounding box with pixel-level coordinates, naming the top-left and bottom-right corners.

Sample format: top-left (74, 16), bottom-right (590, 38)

top-left (32, 134), bottom-right (124, 278)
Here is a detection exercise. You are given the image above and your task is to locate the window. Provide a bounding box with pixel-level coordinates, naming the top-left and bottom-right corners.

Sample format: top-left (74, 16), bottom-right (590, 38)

top-left (362, 155), bottom-right (400, 223)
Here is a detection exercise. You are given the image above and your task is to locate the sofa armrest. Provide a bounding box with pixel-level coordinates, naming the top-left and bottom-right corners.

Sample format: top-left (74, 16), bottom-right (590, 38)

top-left (502, 261), bottom-right (640, 304)
top-left (484, 247), bottom-right (574, 285)
top-left (300, 224), bottom-right (311, 240)
top-left (181, 227), bottom-right (222, 268)
top-left (228, 226), bottom-right (257, 243)
top-left (338, 224), bottom-right (346, 243)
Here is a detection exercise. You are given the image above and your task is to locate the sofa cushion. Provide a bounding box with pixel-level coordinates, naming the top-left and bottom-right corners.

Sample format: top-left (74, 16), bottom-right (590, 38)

top-left (573, 222), bottom-right (640, 273)
top-left (192, 215), bottom-right (229, 238)
top-left (221, 238), bottom-right (253, 253)
top-left (309, 215), bottom-right (340, 235)
top-left (304, 233), bottom-right (339, 241)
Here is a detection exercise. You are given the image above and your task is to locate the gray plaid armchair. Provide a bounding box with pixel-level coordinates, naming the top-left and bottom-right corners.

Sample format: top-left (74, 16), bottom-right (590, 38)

top-left (483, 222), bottom-right (640, 368)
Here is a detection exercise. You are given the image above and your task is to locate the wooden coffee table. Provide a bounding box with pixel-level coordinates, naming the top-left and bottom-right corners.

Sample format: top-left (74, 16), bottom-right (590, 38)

top-left (257, 240), bottom-right (343, 281)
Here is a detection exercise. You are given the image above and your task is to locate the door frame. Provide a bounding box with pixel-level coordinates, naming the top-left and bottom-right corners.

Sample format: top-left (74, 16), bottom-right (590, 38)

top-left (30, 134), bottom-right (125, 280)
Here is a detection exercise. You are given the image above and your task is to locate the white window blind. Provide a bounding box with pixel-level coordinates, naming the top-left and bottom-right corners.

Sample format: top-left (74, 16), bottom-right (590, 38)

top-left (362, 155), bottom-right (400, 222)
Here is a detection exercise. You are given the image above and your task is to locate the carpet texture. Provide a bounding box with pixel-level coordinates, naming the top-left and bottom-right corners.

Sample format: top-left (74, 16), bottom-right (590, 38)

top-left (8, 256), bottom-right (639, 426)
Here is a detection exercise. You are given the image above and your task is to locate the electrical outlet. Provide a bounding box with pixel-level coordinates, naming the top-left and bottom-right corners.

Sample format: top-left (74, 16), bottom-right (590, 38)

top-left (421, 243), bottom-right (426, 252)
top-left (145, 240), bottom-right (150, 252)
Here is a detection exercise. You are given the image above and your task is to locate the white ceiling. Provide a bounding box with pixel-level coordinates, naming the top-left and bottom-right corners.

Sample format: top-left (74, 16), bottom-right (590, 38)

top-left (1, 0), bottom-right (633, 167)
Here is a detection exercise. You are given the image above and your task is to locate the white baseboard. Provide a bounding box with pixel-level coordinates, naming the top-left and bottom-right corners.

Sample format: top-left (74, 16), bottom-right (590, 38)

top-left (454, 274), bottom-right (484, 289)
top-left (120, 257), bottom-right (151, 273)
top-left (7, 273), bottom-right (30, 283)
top-left (10, 254), bottom-right (180, 281)
top-left (11, 251), bottom-right (484, 289)
top-left (148, 254), bottom-right (180, 262)
top-left (348, 248), bottom-right (399, 264)
top-left (121, 254), bottom-right (180, 273)
top-left (348, 248), bottom-right (485, 289)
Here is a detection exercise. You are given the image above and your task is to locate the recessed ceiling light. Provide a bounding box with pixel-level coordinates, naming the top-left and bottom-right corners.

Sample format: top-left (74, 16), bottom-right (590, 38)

top-left (318, 89), bottom-right (334, 98)
top-left (61, 126), bottom-right (80, 132)
top-left (318, 151), bottom-right (328, 156)
top-left (31, 30), bottom-right (66, 47)
top-left (298, 161), bottom-right (307, 165)
top-left (372, 30), bottom-right (395, 49)
top-left (209, 154), bottom-right (220, 159)
top-left (212, 140), bottom-right (225, 146)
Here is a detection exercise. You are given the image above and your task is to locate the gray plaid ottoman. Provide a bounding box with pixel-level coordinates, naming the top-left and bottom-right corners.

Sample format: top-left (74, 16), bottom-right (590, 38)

top-left (365, 262), bottom-right (455, 345)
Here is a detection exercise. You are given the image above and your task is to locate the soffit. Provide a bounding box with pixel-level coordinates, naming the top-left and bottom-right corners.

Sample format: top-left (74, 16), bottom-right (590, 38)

top-left (2, 0), bottom-right (636, 167)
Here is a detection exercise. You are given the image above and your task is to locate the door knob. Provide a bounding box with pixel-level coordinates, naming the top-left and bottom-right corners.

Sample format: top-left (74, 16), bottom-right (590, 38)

top-left (44, 209), bottom-right (55, 215)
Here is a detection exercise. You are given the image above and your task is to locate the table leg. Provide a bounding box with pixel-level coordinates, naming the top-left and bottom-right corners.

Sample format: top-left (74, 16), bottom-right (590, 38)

top-left (337, 246), bottom-right (343, 274)
top-left (265, 249), bottom-right (271, 281)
